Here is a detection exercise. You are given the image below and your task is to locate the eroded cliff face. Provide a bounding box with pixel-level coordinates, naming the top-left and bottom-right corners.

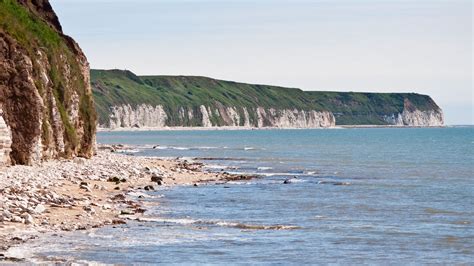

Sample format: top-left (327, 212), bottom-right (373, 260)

top-left (383, 99), bottom-right (444, 127)
top-left (0, 0), bottom-right (96, 165)
top-left (109, 104), bottom-right (167, 128)
top-left (103, 101), bottom-right (444, 129)
top-left (103, 104), bottom-right (336, 129)
top-left (0, 111), bottom-right (12, 166)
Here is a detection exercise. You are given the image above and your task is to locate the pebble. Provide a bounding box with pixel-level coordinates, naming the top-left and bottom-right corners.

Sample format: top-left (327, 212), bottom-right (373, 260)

top-left (21, 213), bottom-right (33, 224)
top-left (34, 204), bottom-right (46, 214)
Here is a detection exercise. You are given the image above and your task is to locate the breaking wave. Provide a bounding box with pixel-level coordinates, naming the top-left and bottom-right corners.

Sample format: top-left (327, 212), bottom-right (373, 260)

top-left (138, 217), bottom-right (301, 230)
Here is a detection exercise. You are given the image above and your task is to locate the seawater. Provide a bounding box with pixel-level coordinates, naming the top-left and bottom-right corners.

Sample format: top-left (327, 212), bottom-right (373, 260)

top-left (20, 128), bottom-right (474, 264)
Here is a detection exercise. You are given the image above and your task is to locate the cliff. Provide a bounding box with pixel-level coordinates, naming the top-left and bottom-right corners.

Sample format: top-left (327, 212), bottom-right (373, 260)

top-left (0, 0), bottom-right (96, 165)
top-left (91, 69), bottom-right (443, 129)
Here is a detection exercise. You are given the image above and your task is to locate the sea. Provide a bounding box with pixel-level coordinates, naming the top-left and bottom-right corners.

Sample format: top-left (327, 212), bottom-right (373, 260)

top-left (14, 127), bottom-right (474, 264)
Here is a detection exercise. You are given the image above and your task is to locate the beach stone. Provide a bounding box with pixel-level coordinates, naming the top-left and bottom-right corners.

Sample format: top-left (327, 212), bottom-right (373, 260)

top-left (144, 185), bottom-right (154, 191)
top-left (73, 157), bottom-right (86, 165)
top-left (80, 184), bottom-right (91, 192)
top-left (112, 219), bottom-right (126, 225)
top-left (107, 176), bottom-right (121, 184)
top-left (151, 174), bottom-right (163, 183)
top-left (112, 194), bottom-right (126, 201)
top-left (120, 210), bottom-right (134, 215)
top-left (21, 213), bottom-right (33, 224)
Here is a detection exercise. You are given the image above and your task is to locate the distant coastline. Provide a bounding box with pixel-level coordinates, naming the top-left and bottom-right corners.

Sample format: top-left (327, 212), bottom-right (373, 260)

top-left (97, 124), bottom-right (448, 132)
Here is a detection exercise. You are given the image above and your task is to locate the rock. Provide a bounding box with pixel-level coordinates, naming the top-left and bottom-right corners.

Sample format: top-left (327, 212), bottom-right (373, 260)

top-left (73, 157), bottom-right (86, 165)
top-left (11, 216), bottom-right (22, 223)
top-left (21, 213), bottom-right (33, 224)
top-left (0, 2), bottom-right (96, 165)
top-left (283, 177), bottom-right (297, 184)
top-left (131, 168), bottom-right (140, 176)
top-left (111, 194), bottom-right (126, 201)
top-left (107, 176), bottom-right (121, 184)
top-left (144, 185), bottom-right (154, 191)
top-left (34, 204), bottom-right (46, 214)
top-left (151, 174), bottom-right (163, 183)
top-left (112, 219), bottom-right (126, 225)
top-left (120, 210), bottom-right (134, 215)
top-left (333, 182), bottom-right (350, 186)
top-left (80, 184), bottom-right (91, 192)
top-left (102, 204), bottom-right (112, 210)
top-left (83, 206), bottom-right (95, 214)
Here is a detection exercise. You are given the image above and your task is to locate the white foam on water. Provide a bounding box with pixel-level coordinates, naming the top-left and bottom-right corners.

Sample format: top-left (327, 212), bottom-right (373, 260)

top-left (194, 146), bottom-right (219, 150)
top-left (172, 147), bottom-right (190, 150)
top-left (138, 217), bottom-right (198, 224)
top-left (204, 164), bottom-right (232, 170)
top-left (153, 146), bottom-right (190, 150)
top-left (137, 217), bottom-right (301, 231)
top-left (153, 146), bottom-right (169, 150)
top-left (257, 166), bottom-right (273, 170)
top-left (284, 178), bottom-right (307, 183)
top-left (116, 149), bottom-right (140, 153)
top-left (225, 181), bottom-right (255, 185)
top-left (258, 172), bottom-right (308, 177)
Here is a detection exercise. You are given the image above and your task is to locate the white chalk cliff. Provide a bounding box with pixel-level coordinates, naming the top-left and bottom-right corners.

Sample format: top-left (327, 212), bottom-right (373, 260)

top-left (103, 102), bottom-right (443, 129)
top-left (383, 100), bottom-right (444, 127)
top-left (108, 104), bottom-right (168, 128)
top-left (103, 104), bottom-right (336, 129)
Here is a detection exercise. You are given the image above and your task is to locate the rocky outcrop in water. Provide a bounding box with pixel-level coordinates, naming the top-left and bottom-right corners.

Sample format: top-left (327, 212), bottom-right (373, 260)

top-left (0, 0), bottom-right (96, 165)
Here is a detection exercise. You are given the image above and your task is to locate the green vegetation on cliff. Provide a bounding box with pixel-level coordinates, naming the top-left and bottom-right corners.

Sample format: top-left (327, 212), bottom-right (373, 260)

top-left (91, 69), bottom-right (440, 126)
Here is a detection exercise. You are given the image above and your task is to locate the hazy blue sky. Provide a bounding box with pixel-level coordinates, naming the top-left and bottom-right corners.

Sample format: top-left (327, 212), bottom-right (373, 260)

top-left (50, 0), bottom-right (472, 125)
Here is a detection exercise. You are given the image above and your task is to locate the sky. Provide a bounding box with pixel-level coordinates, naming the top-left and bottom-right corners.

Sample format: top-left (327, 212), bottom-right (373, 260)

top-left (50, 0), bottom-right (472, 125)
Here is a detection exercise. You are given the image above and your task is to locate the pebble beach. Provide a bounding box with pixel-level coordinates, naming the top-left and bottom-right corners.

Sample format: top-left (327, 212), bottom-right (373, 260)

top-left (0, 145), bottom-right (250, 259)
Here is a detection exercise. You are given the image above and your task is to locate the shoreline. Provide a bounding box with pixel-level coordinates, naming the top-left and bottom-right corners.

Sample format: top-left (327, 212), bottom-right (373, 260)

top-left (0, 148), bottom-right (253, 261)
top-left (98, 126), bottom-right (342, 132)
top-left (98, 125), bottom-right (448, 132)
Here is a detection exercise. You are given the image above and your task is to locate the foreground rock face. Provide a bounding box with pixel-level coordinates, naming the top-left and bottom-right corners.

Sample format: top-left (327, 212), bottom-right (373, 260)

top-left (0, 112), bottom-right (12, 166)
top-left (107, 104), bottom-right (336, 129)
top-left (0, 0), bottom-right (96, 165)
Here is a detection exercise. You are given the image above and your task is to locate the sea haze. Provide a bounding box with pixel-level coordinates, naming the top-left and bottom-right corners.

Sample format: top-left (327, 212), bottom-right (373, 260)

top-left (20, 127), bottom-right (474, 264)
